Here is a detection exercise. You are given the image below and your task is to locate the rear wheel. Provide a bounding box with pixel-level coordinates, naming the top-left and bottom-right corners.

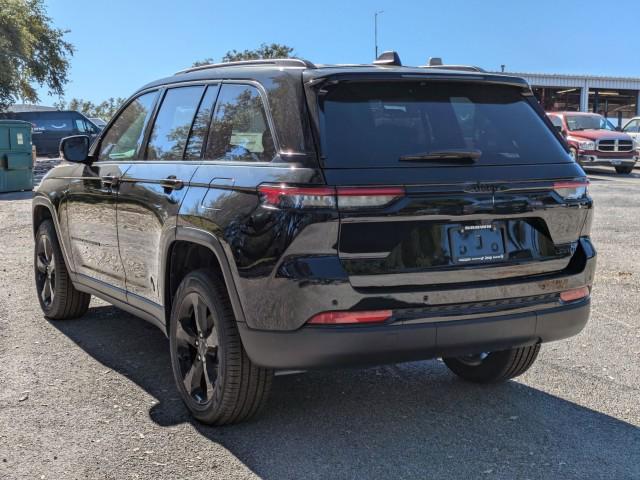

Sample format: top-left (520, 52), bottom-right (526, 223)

top-left (443, 344), bottom-right (540, 383)
top-left (615, 166), bottom-right (633, 174)
top-left (34, 220), bottom-right (91, 319)
top-left (169, 269), bottom-right (272, 425)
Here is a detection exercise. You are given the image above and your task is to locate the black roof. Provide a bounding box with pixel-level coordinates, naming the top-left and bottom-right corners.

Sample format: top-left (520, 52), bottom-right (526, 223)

top-left (138, 59), bottom-right (530, 94)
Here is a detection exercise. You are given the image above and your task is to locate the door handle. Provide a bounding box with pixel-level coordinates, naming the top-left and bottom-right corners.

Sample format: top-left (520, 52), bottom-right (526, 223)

top-left (101, 175), bottom-right (120, 188)
top-left (160, 175), bottom-right (184, 192)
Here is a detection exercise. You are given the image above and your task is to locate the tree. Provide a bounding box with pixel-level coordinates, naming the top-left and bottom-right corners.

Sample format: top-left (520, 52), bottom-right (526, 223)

top-left (54, 97), bottom-right (126, 120)
top-left (0, 0), bottom-right (74, 111)
top-left (192, 43), bottom-right (294, 67)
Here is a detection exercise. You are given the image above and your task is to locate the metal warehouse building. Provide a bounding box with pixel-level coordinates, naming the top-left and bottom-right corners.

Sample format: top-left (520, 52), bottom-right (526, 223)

top-left (507, 72), bottom-right (640, 127)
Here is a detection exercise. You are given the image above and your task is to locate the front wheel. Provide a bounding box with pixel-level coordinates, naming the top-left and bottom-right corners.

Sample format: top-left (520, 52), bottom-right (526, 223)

top-left (34, 219), bottom-right (91, 319)
top-left (615, 165), bottom-right (634, 174)
top-left (169, 270), bottom-right (272, 425)
top-left (443, 344), bottom-right (540, 383)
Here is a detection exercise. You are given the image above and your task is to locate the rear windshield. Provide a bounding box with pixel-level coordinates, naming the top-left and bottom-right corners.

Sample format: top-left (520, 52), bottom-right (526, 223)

top-left (318, 81), bottom-right (569, 168)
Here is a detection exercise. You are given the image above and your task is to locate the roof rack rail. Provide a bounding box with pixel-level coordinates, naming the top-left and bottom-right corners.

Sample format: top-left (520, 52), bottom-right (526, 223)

top-left (175, 58), bottom-right (316, 75)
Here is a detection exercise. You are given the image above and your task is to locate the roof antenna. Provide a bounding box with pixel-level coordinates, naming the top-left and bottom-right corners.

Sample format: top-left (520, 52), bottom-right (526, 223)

top-left (374, 51), bottom-right (402, 66)
top-left (427, 57), bottom-right (443, 66)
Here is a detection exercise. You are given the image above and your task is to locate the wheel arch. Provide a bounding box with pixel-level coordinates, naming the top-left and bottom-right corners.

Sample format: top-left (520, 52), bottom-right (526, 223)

top-left (32, 195), bottom-right (74, 272)
top-left (163, 227), bottom-right (247, 334)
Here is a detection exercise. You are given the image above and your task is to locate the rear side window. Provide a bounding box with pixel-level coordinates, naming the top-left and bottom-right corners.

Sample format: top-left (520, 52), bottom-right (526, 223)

top-left (99, 91), bottom-right (158, 161)
top-left (184, 85), bottom-right (219, 160)
top-left (318, 82), bottom-right (570, 168)
top-left (146, 86), bottom-right (204, 160)
top-left (205, 84), bottom-right (276, 162)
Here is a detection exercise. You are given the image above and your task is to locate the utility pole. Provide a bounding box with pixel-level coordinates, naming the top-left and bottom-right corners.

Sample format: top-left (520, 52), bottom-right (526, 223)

top-left (374, 11), bottom-right (384, 58)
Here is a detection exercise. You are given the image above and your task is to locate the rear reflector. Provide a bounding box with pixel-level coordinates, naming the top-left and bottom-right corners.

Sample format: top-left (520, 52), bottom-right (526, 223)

top-left (560, 286), bottom-right (590, 303)
top-left (307, 310), bottom-right (393, 325)
top-left (553, 180), bottom-right (589, 199)
top-left (258, 184), bottom-right (405, 209)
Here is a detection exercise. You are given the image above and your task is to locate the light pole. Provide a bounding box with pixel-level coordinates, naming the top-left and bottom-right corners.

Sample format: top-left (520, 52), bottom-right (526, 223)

top-left (374, 10), bottom-right (384, 58)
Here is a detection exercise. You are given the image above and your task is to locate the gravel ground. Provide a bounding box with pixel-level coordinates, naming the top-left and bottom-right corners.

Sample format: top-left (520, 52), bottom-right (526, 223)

top-left (0, 167), bottom-right (638, 480)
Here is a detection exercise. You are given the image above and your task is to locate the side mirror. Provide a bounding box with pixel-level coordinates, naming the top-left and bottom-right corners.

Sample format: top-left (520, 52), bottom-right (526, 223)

top-left (615, 126), bottom-right (622, 132)
top-left (60, 135), bottom-right (91, 163)
top-left (554, 125), bottom-right (566, 136)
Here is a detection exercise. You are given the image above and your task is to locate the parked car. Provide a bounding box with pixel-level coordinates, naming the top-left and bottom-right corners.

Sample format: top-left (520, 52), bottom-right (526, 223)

top-left (622, 117), bottom-right (640, 151)
top-left (0, 110), bottom-right (101, 157)
top-left (88, 117), bottom-right (107, 130)
top-left (32, 55), bottom-right (596, 425)
top-left (547, 111), bottom-right (638, 174)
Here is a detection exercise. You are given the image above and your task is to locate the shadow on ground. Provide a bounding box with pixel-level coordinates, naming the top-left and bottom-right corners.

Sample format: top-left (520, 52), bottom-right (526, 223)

top-left (52, 305), bottom-right (639, 479)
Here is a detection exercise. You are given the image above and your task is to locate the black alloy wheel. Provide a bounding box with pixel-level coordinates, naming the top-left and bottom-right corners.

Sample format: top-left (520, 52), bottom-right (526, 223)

top-left (35, 234), bottom-right (56, 308)
top-left (174, 292), bottom-right (220, 405)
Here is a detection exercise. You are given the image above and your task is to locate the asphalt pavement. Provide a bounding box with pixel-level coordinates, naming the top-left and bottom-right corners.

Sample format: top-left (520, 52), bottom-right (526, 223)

top-left (0, 166), bottom-right (638, 480)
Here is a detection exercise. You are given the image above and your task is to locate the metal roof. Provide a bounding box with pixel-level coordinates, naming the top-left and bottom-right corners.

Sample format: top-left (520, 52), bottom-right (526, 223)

top-left (501, 72), bottom-right (640, 90)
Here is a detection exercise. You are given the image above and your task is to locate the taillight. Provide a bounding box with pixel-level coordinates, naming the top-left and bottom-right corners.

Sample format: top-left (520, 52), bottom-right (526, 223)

top-left (258, 185), bottom-right (336, 209)
top-left (336, 187), bottom-right (405, 209)
top-left (560, 286), bottom-right (590, 303)
top-left (258, 184), bottom-right (405, 210)
top-left (553, 180), bottom-right (589, 199)
top-left (307, 310), bottom-right (393, 325)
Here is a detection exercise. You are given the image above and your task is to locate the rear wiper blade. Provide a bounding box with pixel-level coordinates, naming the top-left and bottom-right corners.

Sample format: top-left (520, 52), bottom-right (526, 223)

top-left (399, 150), bottom-right (481, 163)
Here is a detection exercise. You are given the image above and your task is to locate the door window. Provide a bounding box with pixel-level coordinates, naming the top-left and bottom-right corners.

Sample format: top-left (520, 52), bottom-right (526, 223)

top-left (98, 91), bottom-right (158, 161)
top-left (623, 120), bottom-right (639, 133)
top-left (146, 86), bottom-right (204, 160)
top-left (205, 84), bottom-right (276, 162)
top-left (184, 85), bottom-right (219, 160)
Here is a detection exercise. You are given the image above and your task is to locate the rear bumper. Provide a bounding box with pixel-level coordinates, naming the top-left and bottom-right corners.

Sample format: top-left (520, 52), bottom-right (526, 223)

top-left (239, 299), bottom-right (590, 369)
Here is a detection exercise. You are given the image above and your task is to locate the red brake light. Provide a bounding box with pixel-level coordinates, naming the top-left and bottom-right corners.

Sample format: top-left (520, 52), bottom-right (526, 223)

top-left (258, 185), bottom-right (405, 209)
top-left (258, 185), bottom-right (336, 209)
top-left (553, 180), bottom-right (589, 199)
top-left (307, 310), bottom-right (393, 325)
top-left (560, 286), bottom-right (590, 303)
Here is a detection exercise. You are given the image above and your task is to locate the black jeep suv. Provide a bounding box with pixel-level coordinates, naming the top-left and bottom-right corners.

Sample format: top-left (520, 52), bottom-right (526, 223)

top-left (32, 55), bottom-right (596, 425)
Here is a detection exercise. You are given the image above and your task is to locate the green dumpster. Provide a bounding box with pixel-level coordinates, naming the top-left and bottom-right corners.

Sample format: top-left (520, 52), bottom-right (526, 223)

top-left (0, 119), bottom-right (34, 192)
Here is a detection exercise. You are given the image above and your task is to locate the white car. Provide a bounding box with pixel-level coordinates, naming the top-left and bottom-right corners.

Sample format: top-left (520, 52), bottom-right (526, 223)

top-left (622, 117), bottom-right (640, 150)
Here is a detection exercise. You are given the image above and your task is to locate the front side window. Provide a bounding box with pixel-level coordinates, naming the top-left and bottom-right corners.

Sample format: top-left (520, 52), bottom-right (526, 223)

top-left (98, 91), bottom-right (158, 161)
top-left (623, 120), bottom-right (639, 133)
top-left (548, 115), bottom-right (563, 129)
top-left (146, 86), bottom-right (204, 160)
top-left (205, 84), bottom-right (276, 162)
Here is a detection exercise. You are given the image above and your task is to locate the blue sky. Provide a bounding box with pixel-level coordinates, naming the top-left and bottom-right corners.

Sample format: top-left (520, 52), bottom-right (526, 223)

top-left (39, 0), bottom-right (640, 105)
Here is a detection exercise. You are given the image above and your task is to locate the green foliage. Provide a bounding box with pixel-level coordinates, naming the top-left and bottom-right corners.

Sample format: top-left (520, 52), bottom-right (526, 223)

top-left (0, 0), bottom-right (74, 111)
top-left (54, 97), bottom-right (126, 121)
top-left (192, 43), bottom-right (294, 67)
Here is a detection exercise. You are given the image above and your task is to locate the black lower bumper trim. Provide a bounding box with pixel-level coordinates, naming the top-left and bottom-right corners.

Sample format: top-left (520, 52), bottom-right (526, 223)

top-left (238, 300), bottom-right (590, 369)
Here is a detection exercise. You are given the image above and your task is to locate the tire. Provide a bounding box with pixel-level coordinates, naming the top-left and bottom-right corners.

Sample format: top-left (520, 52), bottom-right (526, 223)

top-left (443, 344), bottom-right (540, 383)
top-left (169, 269), bottom-right (273, 425)
top-left (34, 219), bottom-right (91, 319)
top-left (615, 166), bottom-right (633, 174)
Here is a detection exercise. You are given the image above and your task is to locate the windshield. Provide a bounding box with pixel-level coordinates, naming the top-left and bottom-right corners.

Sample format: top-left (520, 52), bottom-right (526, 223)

top-left (318, 81), bottom-right (569, 168)
top-left (565, 114), bottom-right (616, 131)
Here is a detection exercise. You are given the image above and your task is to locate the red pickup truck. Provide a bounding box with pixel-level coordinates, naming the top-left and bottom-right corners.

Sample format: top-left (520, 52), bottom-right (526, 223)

top-left (547, 112), bottom-right (638, 174)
